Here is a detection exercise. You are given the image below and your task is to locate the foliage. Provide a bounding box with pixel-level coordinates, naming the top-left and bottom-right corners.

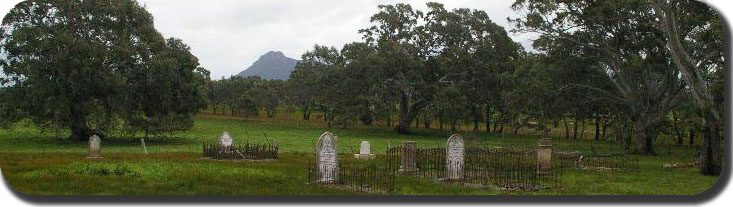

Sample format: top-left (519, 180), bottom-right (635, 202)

top-left (0, 0), bottom-right (209, 141)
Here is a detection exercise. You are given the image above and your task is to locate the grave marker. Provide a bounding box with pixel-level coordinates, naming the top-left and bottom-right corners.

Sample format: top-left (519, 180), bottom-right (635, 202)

top-left (316, 132), bottom-right (339, 183)
top-left (399, 141), bottom-right (418, 173)
top-left (354, 141), bottom-right (375, 160)
top-left (87, 135), bottom-right (103, 159)
top-left (446, 134), bottom-right (464, 180)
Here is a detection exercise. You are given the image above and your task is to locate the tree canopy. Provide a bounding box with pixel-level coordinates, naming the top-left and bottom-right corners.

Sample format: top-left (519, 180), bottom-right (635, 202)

top-left (0, 0), bottom-right (209, 140)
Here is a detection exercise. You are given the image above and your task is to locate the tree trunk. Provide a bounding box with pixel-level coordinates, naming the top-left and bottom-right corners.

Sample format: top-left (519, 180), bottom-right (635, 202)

top-left (415, 115), bottom-right (420, 129)
top-left (303, 105), bottom-right (311, 121)
top-left (424, 114), bottom-right (431, 129)
top-left (601, 119), bottom-right (608, 140)
top-left (451, 119), bottom-right (457, 132)
top-left (595, 116), bottom-right (601, 140)
top-left (70, 122), bottom-right (92, 141)
top-left (573, 119), bottom-right (579, 140)
top-left (471, 105), bottom-right (479, 132)
top-left (394, 94), bottom-right (427, 135)
top-left (395, 94), bottom-right (411, 134)
top-left (672, 112), bottom-right (683, 145)
top-left (69, 106), bottom-right (92, 141)
top-left (563, 117), bottom-right (570, 140)
top-left (267, 108), bottom-right (275, 118)
top-left (689, 126), bottom-right (695, 146)
top-left (485, 105), bottom-right (492, 133)
top-left (580, 119), bottom-right (587, 139)
top-left (633, 118), bottom-right (655, 155)
top-left (701, 121), bottom-right (722, 175)
top-left (439, 112), bottom-right (444, 130)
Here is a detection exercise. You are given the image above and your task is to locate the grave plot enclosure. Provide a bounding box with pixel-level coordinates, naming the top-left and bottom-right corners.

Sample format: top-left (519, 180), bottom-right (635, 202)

top-left (308, 133), bottom-right (565, 193)
top-left (307, 133), bottom-right (397, 192)
top-left (202, 132), bottom-right (278, 160)
top-left (307, 154), bottom-right (398, 193)
top-left (386, 145), bottom-right (563, 190)
top-left (555, 142), bottom-right (640, 172)
top-left (202, 142), bottom-right (278, 160)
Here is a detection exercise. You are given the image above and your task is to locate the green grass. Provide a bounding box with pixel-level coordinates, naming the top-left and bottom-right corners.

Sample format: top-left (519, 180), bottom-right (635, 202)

top-left (0, 113), bottom-right (721, 195)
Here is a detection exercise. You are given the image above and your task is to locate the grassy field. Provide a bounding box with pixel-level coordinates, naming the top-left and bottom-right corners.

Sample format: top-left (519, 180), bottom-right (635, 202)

top-left (0, 112), bottom-right (721, 195)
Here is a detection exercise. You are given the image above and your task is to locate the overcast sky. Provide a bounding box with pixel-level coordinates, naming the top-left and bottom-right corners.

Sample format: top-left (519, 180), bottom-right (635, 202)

top-left (0, 0), bottom-right (726, 80)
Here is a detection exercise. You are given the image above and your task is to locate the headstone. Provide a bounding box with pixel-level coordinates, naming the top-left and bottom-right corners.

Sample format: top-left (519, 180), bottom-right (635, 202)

top-left (446, 134), bottom-right (464, 180)
top-left (576, 155), bottom-right (586, 169)
top-left (399, 141), bottom-right (418, 173)
top-left (354, 141), bottom-right (375, 160)
top-left (316, 132), bottom-right (338, 183)
top-left (219, 131), bottom-right (233, 153)
top-left (87, 135), bottom-right (102, 159)
top-left (537, 138), bottom-right (553, 173)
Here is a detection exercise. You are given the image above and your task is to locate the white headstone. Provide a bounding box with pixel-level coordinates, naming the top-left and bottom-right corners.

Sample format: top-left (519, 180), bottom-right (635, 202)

top-left (87, 135), bottom-right (102, 159)
top-left (446, 134), bottom-right (464, 180)
top-left (360, 141), bottom-right (370, 155)
top-left (316, 132), bottom-right (338, 183)
top-left (219, 132), bottom-right (233, 152)
top-left (355, 141), bottom-right (375, 160)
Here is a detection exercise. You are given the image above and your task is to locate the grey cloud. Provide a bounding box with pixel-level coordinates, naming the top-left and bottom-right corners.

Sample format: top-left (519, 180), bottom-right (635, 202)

top-left (1, 0), bottom-right (536, 79)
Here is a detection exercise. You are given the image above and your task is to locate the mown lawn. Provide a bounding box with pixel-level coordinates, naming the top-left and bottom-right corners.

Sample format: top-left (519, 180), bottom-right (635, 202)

top-left (0, 113), bottom-right (721, 195)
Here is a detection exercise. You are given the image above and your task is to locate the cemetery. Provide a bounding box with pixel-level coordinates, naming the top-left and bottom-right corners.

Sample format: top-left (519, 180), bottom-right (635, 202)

top-left (0, 115), bottom-right (720, 195)
top-left (0, 0), bottom-right (724, 197)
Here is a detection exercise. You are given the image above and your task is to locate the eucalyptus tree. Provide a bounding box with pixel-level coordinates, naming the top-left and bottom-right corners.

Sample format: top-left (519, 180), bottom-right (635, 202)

top-left (118, 38), bottom-right (209, 139)
top-left (289, 45), bottom-right (344, 126)
top-left (250, 79), bottom-right (284, 118)
top-left (0, 0), bottom-right (209, 141)
top-left (426, 3), bottom-right (523, 132)
top-left (649, 0), bottom-right (724, 175)
top-left (510, 0), bottom-right (692, 155)
top-left (340, 42), bottom-right (383, 126)
top-left (360, 4), bottom-right (441, 134)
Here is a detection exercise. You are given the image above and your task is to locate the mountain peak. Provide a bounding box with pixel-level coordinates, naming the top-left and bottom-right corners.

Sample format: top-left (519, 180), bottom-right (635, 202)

top-left (264, 51), bottom-right (284, 57)
top-left (236, 51), bottom-right (298, 80)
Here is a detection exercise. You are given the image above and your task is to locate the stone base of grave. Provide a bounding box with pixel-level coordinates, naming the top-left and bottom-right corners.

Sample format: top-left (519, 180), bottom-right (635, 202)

top-left (318, 178), bottom-right (338, 184)
top-left (398, 167), bottom-right (419, 175)
top-left (353, 154), bottom-right (376, 160)
top-left (438, 177), bottom-right (464, 183)
top-left (86, 156), bottom-right (103, 159)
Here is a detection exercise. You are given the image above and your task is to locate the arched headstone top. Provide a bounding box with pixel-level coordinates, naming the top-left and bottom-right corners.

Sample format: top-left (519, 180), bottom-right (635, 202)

top-left (447, 134), bottom-right (463, 145)
top-left (219, 131), bottom-right (233, 146)
top-left (316, 132), bottom-right (337, 151)
top-left (360, 141), bottom-right (370, 155)
top-left (89, 135), bottom-right (101, 144)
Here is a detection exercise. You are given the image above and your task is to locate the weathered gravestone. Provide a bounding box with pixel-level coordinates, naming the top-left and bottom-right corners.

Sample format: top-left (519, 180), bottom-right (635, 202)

top-left (219, 131), bottom-right (234, 153)
top-left (316, 132), bottom-right (339, 183)
top-left (446, 134), bottom-right (464, 180)
top-left (537, 138), bottom-right (554, 173)
top-left (399, 141), bottom-right (418, 173)
top-left (354, 141), bottom-right (375, 160)
top-left (87, 135), bottom-right (103, 159)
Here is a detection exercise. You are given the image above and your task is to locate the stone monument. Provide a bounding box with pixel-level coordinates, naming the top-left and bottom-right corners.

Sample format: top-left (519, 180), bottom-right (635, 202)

top-left (446, 134), bottom-right (464, 180)
top-left (219, 131), bottom-right (234, 153)
top-left (399, 141), bottom-right (418, 173)
top-left (316, 132), bottom-right (339, 183)
top-left (87, 135), bottom-right (103, 159)
top-left (537, 138), bottom-right (554, 173)
top-left (354, 141), bottom-right (376, 160)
